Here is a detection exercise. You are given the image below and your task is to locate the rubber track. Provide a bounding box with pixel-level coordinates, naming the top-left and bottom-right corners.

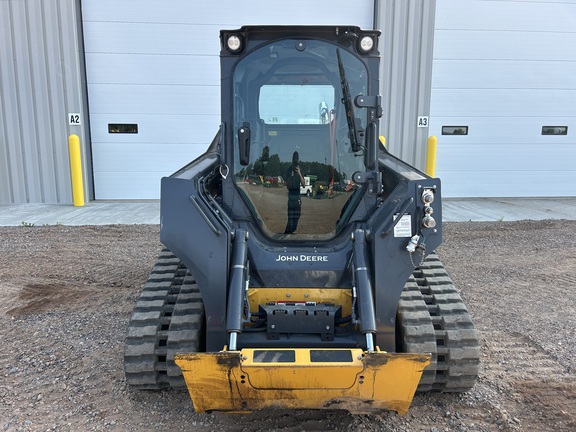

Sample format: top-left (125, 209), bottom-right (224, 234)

top-left (398, 253), bottom-right (480, 392)
top-left (124, 249), bottom-right (204, 389)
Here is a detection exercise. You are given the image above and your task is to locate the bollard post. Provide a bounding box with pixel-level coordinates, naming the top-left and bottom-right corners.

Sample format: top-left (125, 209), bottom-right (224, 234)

top-left (379, 135), bottom-right (386, 148)
top-left (426, 136), bottom-right (437, 178)
top-left (68, 134), bottom-right (85, 206)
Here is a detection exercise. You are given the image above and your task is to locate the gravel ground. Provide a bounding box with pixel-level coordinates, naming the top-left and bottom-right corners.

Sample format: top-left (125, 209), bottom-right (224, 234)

top-left (0, 221), bottom-right (575, 432)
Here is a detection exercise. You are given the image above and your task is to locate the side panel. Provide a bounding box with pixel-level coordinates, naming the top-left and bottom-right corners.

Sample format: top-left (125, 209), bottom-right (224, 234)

top-left (160, 162), bottom-right (231, 352)
top-left (370, 167), bottom-right (442, 351)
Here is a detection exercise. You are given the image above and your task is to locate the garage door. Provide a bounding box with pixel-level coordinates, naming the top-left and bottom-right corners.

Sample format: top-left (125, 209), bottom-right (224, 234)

top-left (82, 0), bottom-right (373, 199)
top-left (430, 0), bottom-right (576, 198)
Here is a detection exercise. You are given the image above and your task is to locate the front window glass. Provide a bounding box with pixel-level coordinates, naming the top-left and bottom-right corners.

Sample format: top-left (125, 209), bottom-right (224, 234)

top-left (259, 84), bottom-right (334, 124)
top-left (233, 39), bottom-right (369, 240)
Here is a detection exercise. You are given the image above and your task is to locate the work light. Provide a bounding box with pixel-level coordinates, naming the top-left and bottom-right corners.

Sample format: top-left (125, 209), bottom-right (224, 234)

top-left (227, 35), bottom-right (242, 52)
top-left (359, 36), bottom-right (374, 53)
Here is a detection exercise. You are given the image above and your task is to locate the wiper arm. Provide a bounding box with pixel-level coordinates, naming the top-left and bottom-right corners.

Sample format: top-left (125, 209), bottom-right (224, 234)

top-left (336, 48), bottom-right (361, 152)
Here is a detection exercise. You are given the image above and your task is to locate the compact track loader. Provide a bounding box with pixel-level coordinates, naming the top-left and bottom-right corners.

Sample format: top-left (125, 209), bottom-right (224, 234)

top-left (124, 26), bottom-right (480, 414)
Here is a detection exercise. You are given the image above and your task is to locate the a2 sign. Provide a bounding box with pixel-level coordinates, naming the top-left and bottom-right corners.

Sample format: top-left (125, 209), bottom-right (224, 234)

top-left (68, 113), bottom-right (82, 126)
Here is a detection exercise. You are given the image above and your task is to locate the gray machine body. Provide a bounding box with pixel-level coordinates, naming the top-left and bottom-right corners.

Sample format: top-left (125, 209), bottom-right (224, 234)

top-left (159, 26), bottom-right (442, 353)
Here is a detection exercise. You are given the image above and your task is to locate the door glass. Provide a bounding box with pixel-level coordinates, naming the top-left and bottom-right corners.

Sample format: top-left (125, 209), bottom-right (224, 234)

top-left (233, 40), bottom-right (369, 240)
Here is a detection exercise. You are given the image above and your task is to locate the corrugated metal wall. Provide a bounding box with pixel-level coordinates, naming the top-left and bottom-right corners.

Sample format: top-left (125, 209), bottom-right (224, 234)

top-left (0, 0), bottom-right (90, 204)
top-left (377, 0), bottom-right (436, 171)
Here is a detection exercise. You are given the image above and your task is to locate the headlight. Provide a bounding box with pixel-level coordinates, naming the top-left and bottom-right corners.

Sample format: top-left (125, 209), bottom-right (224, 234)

top-left (358, 36), bottom-right (374, 53)
top-left (226, 35), bottom-right (242, 52)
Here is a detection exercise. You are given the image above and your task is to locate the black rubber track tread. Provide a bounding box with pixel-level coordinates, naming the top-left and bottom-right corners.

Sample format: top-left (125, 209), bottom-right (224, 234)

top-left (398, 253), bottom-right (480, 393)
top-left (124, 249), bottom-right (204, 389)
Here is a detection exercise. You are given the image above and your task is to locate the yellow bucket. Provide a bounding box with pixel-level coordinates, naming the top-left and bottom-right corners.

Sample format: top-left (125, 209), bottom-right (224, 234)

top-left (175, 348), bottom-right (430, 415)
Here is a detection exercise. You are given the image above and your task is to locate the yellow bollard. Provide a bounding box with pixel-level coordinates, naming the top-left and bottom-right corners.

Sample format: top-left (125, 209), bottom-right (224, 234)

top-left (426, 136), bottom-right (437, 178)
top-left (68, 134), bottom-right (85, 206)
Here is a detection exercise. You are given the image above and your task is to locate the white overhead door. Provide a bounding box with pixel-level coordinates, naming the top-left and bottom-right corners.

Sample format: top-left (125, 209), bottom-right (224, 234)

top-left (430, 0), bottom-right (576, 198)
top-left (82, 0), bottom-right (373, 199)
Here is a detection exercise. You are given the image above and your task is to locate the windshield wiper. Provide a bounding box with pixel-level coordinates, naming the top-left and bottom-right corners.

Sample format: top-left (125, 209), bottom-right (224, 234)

top-left (336, 48), bottom-right (362, 153)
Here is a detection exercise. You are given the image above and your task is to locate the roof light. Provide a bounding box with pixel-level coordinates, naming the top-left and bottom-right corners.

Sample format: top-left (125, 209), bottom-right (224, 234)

top-left (359, 36), bottom-right (374, 53)
top-left (227, 35), bottom-right (242, 52)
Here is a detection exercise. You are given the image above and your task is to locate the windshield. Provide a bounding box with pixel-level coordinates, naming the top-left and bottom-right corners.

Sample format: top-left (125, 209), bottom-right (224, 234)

top-left (232, 39), bottom-right (369, 240)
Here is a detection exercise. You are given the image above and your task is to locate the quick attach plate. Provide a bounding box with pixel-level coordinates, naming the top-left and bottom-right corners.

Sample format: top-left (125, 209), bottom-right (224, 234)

top-left (261, 303), bottom-right (341, 341)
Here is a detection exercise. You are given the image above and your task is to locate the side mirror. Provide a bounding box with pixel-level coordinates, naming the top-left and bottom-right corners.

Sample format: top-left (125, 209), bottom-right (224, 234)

top-left (238, 123), bottom-right (251, 166)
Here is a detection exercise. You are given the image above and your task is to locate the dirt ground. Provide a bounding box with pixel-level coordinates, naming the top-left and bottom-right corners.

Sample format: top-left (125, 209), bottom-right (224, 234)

top-left (0, 220), bottom-right (575, 432)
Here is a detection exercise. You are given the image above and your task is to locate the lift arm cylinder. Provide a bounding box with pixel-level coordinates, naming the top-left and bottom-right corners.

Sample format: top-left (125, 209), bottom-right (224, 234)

top-left (226, 229), bottom-right (249, 339)
top-left (352, 229), bottom-right (377, 337)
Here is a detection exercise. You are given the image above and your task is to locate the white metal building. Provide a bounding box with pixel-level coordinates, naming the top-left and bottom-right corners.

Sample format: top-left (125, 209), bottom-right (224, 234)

top-left (81, 0), bottom-right (375, 199)
top-left (430, 0), bottom-right (576, 197)
top-left (1, 0), bottom-right (575, 203)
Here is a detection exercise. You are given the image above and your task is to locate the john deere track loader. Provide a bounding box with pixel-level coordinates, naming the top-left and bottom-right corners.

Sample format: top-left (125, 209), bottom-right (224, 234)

top-left (124, 26), bottom-right (480, 415)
